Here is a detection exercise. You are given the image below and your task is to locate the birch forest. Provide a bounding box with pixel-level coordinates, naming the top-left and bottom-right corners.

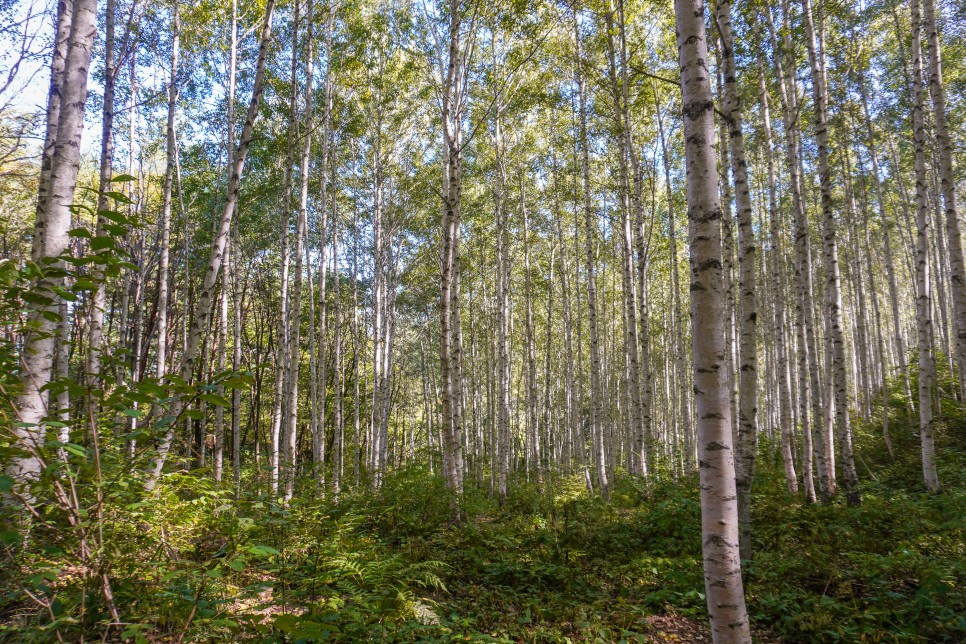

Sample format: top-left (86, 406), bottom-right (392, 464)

top-left (1, 0), bottom-right (964, 640)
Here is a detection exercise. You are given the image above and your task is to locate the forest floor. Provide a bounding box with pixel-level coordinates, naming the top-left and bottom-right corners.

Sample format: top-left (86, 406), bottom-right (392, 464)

top-left (1, 407), bottom-right (964, 642)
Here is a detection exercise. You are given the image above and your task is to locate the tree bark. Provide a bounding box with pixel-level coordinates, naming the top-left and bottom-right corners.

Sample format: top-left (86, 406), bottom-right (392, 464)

top-left (767, 4), bottom-right (821, 503)
top-left (577, 20), bottom-right (608, 498)
top-left (493, 100), bottom-right (511, 498)
top-left (11, 0), bottom-right (98, 490)
top-left (145, 0), bottom-right (277, 491)
top-left (857, 67), bottom-right (912, 415)
top-left (155, 0), bottom-right (180, 391)
top-left (911, 0), bottom-right (940, 493)
top-left (802, 0), bottom-right (860, 505)
top-left (716, 0), bottom-right (759, 559)
top-left (758, 62), bottom-right (798, 495)
top-left (604, 2), bottom-right (644, 478)
top-left (922, 0), bottom-right (966, 398)
top-left (438, 0), bottom-right (468, 499)
top-left (87, 0), bottom-right (123, 391)
top-left (673, 0), bottom-right (751, 639)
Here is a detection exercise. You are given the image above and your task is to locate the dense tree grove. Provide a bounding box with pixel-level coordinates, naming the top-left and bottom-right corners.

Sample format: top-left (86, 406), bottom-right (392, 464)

top-left (1, 0), bottom-right (964, 640)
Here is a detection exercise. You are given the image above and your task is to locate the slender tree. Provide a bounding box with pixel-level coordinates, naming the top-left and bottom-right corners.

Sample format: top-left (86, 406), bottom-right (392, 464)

top-left (910, 0), bottom-right (940, 493)
top-left (146, 0), bottom-right (278, 490)
top-left (673, 0), bottom-right (751, 639)
top-left (716, 0), bottom-right (759, 558)
top-left (921, 0), bottom-right (966, 397)
top-left (801, 0), bottom-right (860, 506)
top-left (10, 0), bottom-right (98, 489)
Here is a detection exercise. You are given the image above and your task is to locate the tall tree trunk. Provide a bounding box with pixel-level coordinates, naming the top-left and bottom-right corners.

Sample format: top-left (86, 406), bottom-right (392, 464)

top-left (313, 0), bottom-right (335, 486)
top-left (911, 0), bottom-right (940, 493)
top-left (767, 4), bottom-right (821, 503)
top-left (228, 0), bottom-right (242, 493)
top-left (271, 0), bottom-right (299, 497)
top-left (284, 2), bottom-right (313, 501)
top-left (351, 201), bottom-right (361, 486)
top-left (284, 0), bottom-right (314, 502)
top-left (802, 0), bottom-right (860, 506)
top-left (157, 0), bottom-right (179, 386)
top-left (232, 230), bottom-right (243, 492)
top-left (33, 0), bottom-right (73, 250)
top-left (576, 13), bottom-right (608, 498)
top-left (673, 0), bottom-right (751, 639)
top-left (87, 0), bottom-right (119, 391)
top-left (922, 0), bottom-right (966, 398)
top-left (656, 97), bottom-right (690, 478)
top-left (214, 246), bottom-right (228, 481)
top-left (857, 66), bottom-right (912, 414)
top-left (438, 0), bottom-right (468, 499)
top-left (11, 0), bottom-right (97, 490)
top-left (604, 2), bottom-right (643, 478)
top-left (716, 0), bottom-right (759, 559)
top-left (493, 103), bottom-right (511, 498)
top-left (332, 209), bottom-right (343, 498)
top-left (145, 0), bottom-right (277, 490)
top-left (521, 176), bottom-right (540, 482)
top-left (758, 62), bottom-right (798, 495)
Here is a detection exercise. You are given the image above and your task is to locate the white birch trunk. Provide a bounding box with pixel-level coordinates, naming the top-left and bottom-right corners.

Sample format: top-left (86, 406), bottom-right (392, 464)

top-left (86, 0), bottom-right (118, 390)
top-left (576, 14), bottom-right (608, 497)
top-left (911, 0), bottom-right (940, 493)
top-left (11, 0), bottom-right (97, 490)
top-left (716, 0), bottom-right (759, 558)
top-left (145, 0), bottom-right (277, 490)
top-left (156, 0), bottom-right (179, 386)
top-left (802, 0), bottom-right (860, 505)
top-left (674, 0), bottom-right (751, 639)
top-left (922, 0), bottom-right (966, 398)
top-left (758, 64), bottom-right (798, 495)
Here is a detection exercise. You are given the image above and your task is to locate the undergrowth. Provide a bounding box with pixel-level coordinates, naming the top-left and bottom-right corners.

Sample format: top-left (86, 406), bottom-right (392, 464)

top-left (1, 391), bottom-right (963, 642)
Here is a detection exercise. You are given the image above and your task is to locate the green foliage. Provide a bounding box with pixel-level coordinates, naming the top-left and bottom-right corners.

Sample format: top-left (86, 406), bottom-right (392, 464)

top-left (3, 429), bottom-right (964, 642)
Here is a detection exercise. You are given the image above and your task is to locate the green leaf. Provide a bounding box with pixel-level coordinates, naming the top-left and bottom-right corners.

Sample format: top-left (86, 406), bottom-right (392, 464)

top-left (0, 475), bottom-right (14, 492)
top-left (110, 174), bottom-right (137, 183)
top-left (61, 443), bottom-right (87, 458)
top-left (72, 279), bottom-right (97, 292)
top-left (46, 441), bottom-right (87, 458)
top-left (105, 190), bottom-right (134, 204)
top-left (90, 236), bottom-right (116, 251)
top-left (104, 223), bottom-right (128, 236)
top-left (247, 545), bottom-right (280, 556)
top-left (138, 381), bottom-right (168, 397)
top-left (68, 227), bottom-right (92, 238)
top-left (98, 210), bottom-right (129, 224)
top-left (200, 393), bottom-right (230, 406)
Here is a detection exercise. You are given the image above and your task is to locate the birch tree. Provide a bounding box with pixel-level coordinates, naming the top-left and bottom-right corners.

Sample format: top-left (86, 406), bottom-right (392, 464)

top-left (10, 0), bottom-right (97, 489)
top-left (801, 0), bottom-right (860, 506)
top-left (920, 0), bottom-right (966, 398)
top-left (716, 0), bottom-right (759, 558)
top-left (910, 0), bottom-right (940, 493)
top-left (146, 0), bottom-right (277, 490)
top-left (673, 0), bottom-right (750, 638)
